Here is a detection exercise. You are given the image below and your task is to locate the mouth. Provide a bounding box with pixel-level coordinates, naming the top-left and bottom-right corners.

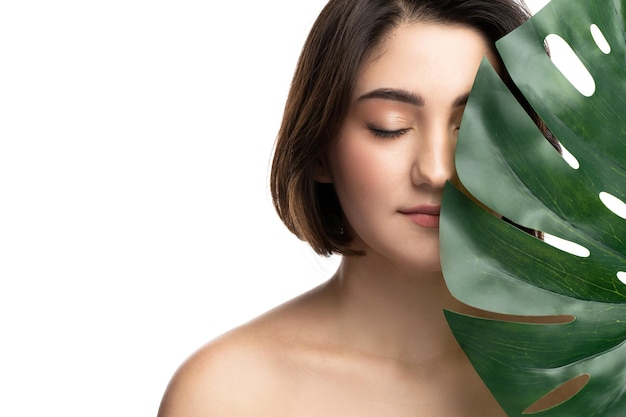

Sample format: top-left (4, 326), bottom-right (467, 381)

top-left (398, 205), bottom-right (441, 228)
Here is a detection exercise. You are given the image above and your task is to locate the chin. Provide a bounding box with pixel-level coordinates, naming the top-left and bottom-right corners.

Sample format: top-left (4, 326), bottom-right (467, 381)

top-left (393, 251), bottom-right (443, 274)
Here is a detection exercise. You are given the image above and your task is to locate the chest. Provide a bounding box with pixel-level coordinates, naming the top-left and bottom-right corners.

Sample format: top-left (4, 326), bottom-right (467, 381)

top-left (272, 357), bottom-right (507, 417)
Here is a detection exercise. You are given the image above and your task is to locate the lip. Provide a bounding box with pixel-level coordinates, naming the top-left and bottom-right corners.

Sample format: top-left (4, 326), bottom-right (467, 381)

top-left (398, 205), bottom-right (441, 228)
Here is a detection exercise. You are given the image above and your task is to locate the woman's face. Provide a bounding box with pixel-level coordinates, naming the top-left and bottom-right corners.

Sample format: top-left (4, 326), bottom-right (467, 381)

top-left (322, 22), bottom-right (492, 271)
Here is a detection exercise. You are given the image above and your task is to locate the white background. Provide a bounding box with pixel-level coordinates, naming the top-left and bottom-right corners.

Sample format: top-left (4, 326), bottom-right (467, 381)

top-left (0, 0), bottom-right (562, 416)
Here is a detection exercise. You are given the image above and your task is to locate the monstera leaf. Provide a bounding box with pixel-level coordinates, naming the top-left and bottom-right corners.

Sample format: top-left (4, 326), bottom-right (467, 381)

top-left (440, 0), bottom-right (626, 415)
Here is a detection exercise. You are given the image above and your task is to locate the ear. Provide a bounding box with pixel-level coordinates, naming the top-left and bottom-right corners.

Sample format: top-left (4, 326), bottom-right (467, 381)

top-left (314, 157), bottom-right (333, 183)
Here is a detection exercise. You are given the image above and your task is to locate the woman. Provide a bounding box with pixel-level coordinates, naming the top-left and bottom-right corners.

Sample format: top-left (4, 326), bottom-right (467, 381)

top-left (158, 0), bottom-right (546, 415)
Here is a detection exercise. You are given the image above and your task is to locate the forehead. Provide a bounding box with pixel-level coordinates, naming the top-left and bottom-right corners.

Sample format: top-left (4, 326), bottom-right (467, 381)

top-left (354, 22), bottom-right (491, 100)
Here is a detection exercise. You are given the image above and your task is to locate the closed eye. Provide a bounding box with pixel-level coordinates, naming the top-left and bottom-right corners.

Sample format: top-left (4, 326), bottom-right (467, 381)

top-left (367, 124), bottom-right (410, 139)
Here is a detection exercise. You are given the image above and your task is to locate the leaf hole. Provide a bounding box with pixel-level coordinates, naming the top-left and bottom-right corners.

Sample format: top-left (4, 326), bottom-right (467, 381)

top-left (523, 374), bottom-right (590, 414)
top-left (475, 311), bottom-right (573, 324)
top-left (590, 24), bottom-right (611, 54)
top-left (558, 142), bottom-right (579, 169)
top-left (599, 191), bottom-right (626, 219)
top-left (457, 301), bottom-right (574, 324)
top-left (543, 233), bottom-right (590, 257)
top-left (618, 272), bottom-right (626, 286)
top-left (545, 34), bottom-right (596, 97)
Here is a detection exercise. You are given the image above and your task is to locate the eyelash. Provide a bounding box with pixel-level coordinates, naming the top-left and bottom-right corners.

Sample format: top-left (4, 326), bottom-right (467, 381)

top-left (367, 125), bottom-right (410, 139)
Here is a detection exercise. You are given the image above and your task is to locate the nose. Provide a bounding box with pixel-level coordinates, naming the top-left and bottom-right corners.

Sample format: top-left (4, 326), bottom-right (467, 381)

top-left (410, 126), bottom-right (456, 190)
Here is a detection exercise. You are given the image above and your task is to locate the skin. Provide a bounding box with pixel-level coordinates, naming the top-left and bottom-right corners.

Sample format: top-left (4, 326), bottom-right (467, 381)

top-left (158, 22), bottom-right (508, 417)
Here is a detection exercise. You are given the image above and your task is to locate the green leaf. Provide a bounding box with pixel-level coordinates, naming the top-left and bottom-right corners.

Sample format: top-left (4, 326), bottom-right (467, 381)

top-left (440, 0), bottom-right (626, 415)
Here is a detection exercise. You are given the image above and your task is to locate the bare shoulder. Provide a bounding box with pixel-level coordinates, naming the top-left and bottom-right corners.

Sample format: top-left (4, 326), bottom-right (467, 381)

top-left (157, 328), bottom-right (283, 416)
top-left (157, 283), bottom-right (332, 417)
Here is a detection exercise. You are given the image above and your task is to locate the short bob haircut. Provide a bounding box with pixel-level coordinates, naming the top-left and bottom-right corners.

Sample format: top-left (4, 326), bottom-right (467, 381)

top-left (270, 0), bottom-right (559, 256)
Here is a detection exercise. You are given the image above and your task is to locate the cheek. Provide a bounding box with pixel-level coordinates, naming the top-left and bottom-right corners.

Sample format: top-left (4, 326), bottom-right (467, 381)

top-left (329, 137), bottom-right (404, 205)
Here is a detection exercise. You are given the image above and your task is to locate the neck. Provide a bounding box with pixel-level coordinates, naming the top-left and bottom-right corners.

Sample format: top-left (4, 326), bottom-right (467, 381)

top-left (325, 254), bottom-right (470, 364)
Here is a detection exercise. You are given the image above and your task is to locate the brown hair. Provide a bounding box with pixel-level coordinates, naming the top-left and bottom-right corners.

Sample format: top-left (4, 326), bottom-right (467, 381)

top-left (270, 0), bottom-right (557, 256)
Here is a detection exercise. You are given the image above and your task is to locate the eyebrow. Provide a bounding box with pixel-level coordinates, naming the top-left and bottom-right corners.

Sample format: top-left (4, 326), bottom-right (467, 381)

top-left (357, 88), bottom-right (424, 105)
top-left (357, 88), bottom-right (471, 107)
